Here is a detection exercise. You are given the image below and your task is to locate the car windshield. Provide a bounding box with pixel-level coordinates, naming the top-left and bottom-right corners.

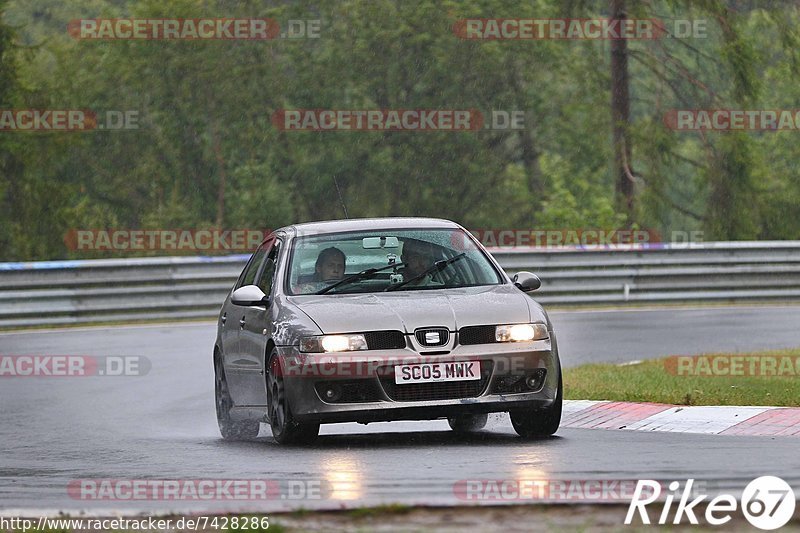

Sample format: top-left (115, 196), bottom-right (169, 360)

top-left (286, 228), bottom-right (503, 295)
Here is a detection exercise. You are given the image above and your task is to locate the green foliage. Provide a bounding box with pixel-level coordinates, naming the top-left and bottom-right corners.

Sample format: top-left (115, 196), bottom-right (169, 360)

top-left (1, 0), bottom-right (799, 260)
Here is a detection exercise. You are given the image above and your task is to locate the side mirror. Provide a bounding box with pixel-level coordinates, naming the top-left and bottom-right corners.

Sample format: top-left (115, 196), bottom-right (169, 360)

top-left (231, 285), bottom-right (269, 307)
top-left (512, 271), bottom-right (541, 292)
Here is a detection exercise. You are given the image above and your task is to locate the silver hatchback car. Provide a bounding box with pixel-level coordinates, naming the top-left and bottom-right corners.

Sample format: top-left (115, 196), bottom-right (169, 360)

top-left (214, 218), bottom-right (562, 444)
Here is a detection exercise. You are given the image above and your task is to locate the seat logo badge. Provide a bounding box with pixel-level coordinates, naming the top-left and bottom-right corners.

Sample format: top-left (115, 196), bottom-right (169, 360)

top-left (416, 328), bottom-right (449, 347)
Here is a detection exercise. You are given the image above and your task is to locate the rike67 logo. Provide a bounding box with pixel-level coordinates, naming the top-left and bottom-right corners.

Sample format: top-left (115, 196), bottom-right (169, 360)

top-left (626, 476), bottom-right (796, 530)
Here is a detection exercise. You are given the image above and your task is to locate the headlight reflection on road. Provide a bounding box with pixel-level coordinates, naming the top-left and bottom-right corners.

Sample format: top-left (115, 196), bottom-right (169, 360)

top-left (514, 465), bottom-right (551, 501)
top-left (324, 455), bottom-right (363, 501)
top-left (514, 466), bottom-right (550, 486)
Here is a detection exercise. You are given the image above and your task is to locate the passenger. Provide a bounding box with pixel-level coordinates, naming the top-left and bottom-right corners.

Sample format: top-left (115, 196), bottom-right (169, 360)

top-left (400, 239), bottom-right (439, 286)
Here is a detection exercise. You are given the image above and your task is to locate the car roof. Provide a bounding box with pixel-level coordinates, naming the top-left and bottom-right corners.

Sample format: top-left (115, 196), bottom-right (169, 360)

top-left (280, 217), bottom-right (461, 237)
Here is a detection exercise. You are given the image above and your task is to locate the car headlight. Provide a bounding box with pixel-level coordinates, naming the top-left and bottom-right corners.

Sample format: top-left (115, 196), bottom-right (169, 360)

top-left (495, 323), bottom-right (549, 342)
top-left (299, 334), bottom-right (369, 353)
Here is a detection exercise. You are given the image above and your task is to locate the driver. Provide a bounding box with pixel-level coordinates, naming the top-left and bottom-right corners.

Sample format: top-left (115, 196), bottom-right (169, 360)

top-left (293, 247), bottom-right (346, 294)
top-left (314, 247), bottom-right (345, 281)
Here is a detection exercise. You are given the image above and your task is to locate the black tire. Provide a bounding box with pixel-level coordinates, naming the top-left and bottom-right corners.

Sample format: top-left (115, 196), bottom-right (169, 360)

top-left (448, 413), bottom-right (489, 432)
top-left (215, 353), bottom-right (261, 441)
top-left (267, 350), bottom-right (319, 445)
top-left (510, 367), bottom-right (563, 438)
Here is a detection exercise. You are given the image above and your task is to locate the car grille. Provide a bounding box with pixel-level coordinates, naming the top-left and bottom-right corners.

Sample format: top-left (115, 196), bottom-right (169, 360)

top-left (315, 380), bottom-right (383, 403)
top-left (458, 325), bottom-right (497, 345)
top-left (377, 361), bottom-right (493, 402)
top-left (364, 330), bottom-right (406, 350)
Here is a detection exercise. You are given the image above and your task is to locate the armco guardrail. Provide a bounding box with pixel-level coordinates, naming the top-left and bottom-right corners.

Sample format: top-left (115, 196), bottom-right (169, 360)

top-left (1, 242), bottom-right (799, 328)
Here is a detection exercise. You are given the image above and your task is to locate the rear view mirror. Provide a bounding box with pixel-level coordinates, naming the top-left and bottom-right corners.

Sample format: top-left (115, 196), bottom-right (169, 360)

top-left (362, 236), bottom-right (399, 249)
top-left (231, 285), bottom-right (269, 306)
top-left (512, 272), bottom-right (541, 292)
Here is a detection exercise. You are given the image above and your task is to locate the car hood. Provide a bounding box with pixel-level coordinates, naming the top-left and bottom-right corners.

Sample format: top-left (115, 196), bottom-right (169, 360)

top-left (286, 284), bottom-right (537, 334)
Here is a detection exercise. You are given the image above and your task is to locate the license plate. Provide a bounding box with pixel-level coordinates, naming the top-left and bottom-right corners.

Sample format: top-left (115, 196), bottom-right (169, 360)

top-left (394, 361), bottom-right (481, 384)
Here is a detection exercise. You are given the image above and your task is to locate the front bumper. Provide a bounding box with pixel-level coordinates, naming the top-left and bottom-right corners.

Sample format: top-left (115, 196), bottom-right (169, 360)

top-left (276, 337), bottom-right (560, 424)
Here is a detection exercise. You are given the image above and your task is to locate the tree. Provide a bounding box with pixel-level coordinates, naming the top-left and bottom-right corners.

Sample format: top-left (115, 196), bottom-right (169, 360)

top-left (0, 0), bottom-right (24, 258)
top-left (610, 0), bottom-right (634, 225)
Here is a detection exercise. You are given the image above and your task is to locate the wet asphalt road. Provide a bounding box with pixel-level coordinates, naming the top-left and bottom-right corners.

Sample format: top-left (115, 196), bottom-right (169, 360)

top-left (1, 304), bottom-right (800, 514)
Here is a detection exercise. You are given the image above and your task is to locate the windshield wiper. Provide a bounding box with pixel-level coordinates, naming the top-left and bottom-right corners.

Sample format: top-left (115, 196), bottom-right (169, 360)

top-left (385, 253), bottom-right (467, 292)
top-left (316, 262), bottom-right (406, 295)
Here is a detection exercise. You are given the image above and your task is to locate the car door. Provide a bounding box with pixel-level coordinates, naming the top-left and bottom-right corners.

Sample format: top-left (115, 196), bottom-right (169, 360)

top-left (224, 237), bottom-right (273, 405)
top-left (219, 294), bottom-right (240, 376)
top-left (236, 238), bottom-right (282, 406)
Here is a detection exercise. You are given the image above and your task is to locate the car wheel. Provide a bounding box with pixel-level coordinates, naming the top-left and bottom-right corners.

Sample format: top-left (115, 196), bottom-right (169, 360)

top-left (509, 367), bottom-right (563, 438)
top-left (215, 353), bottom-right (261, 440)
top-left (447, 413), bottom-right (488, 432)
top-left (267, 350), bottom-right (319, 445)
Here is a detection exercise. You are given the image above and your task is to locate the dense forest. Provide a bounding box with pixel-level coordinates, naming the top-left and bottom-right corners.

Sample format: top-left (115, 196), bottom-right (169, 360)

top-left (1, 0), bottom-right (799, 260)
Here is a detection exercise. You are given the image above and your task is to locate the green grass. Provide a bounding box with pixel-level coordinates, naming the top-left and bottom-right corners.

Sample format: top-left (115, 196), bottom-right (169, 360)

top-left (564, 348), bottom-right (800, 406)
